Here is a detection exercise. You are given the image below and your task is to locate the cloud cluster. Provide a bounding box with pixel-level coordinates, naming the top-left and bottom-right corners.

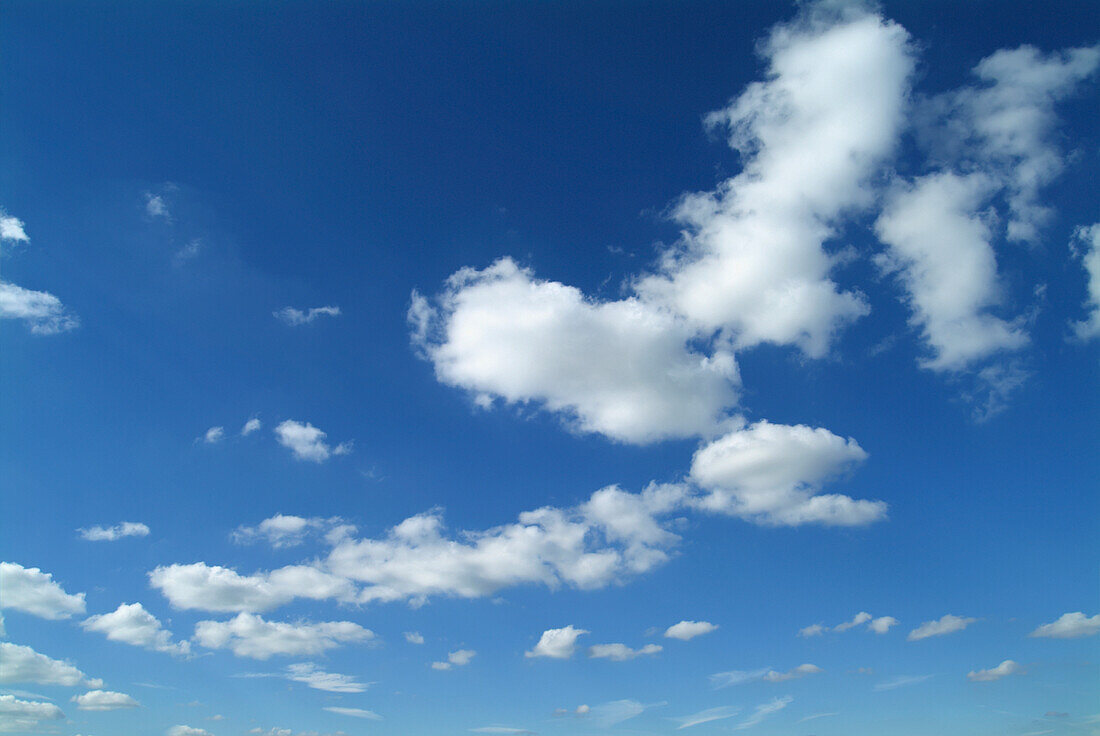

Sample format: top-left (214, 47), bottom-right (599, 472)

top-left (799, 611), bottom-right (897, 636)
top-left (431, 649), bottom-right (476, 670)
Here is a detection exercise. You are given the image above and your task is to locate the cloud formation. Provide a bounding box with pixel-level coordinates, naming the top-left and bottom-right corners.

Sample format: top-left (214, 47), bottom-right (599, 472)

top-left (78, 522), bottom-right (150, 542)
top-left (664, 620), bottom-right (718, 641)
top-left (967, 659), bottom-right (1024, 682)
top-left (82, 602), bottom-right (190, 656)
top-left (274, 306), bottom-right (341, 326)
top-left (71, 690), bottom-right (140, 711)
top-left (274, 420), bottom-right (352, 463)
top-left (1029, 612), bottom-right (1100, 639)
top-left (0, 642), bottom-right (103, 688)
top-left (0, 563), bottom-right (86, 620)
top-left (907, 614), bottom-right (977, 641)
top-left (192, 612), bottom-right (374, 659)
top-left (526, 626), bottom-right (587, 660)
top-left (0, 694), bottom-right (65, 733)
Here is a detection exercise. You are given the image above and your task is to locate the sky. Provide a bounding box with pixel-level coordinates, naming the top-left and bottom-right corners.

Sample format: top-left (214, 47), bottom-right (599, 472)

top-left (1, 1), bottom-right (1098, 735)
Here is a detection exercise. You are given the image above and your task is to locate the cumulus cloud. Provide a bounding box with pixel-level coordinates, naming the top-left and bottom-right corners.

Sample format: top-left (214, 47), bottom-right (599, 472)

top-left (868, 616), bottom-right (899, 634)
top-left (833, 612), bottom-right (873, 632)
top-left (404, 631), bottom-right (424, 645)
top-left (82, 602), bottom-right (190, 656)
top-left (689, 422), bottom-right (885, 526)
top-left (274, 305), bottom-right (341, 326)
top-left (410, 259), bottom-right (739, 444)
top-left (664, 620), bottom-right (718, 641)
top-left (71, 690), bottom-right (140, 711)
top-left (1071, 224), bottom-right (1100, 340)
top-left (967, 659), bottom-right (1024, 682)
top-left (0, 211), bottom-right (29, 242)
top-left (907, 614), bottom-right (977, 641)
top-left (675, 705), bottom-right (741, 729)
top-left (145, 192), bottom-right (171, 220)
top-left (736, 696), bottom-right (791, 730)
top-left (0, 281), bottom-right (79, 334)
top-left (0, 563), bottom-right (86, 620)
top-left (203, 426), bottom-right (225, 444)
top-left (232, 515), bottom-right (335, 548)
top-left (168, 726), bottom-right (215, 736)
top-left (0, 642), bottom-right (103, 688)
top-left (432, 649), bottom-right (476, 670)
top-left (0, 694), bottom-right (65, 733)
top-left (798, 623), bottom-right (826, 637)
top-left (192, 612), bottom-right (373, 659)
top-left (283, 662), bottom-right (370, 693)
top-left (149, 562), bottom-right (356, 613)
top-left (78, 522), bottom-right (150, 542)
top-left (526, 626), bottom-right (587, 660)
top-left (242, 418), bottom-right (262, 436)
top-left (274, 420), bottom-right (352, 463)
top-left (1029, 612), bottom-right (1100, 639)
top-left (323, 706), bottom-right (382, 720)
top-left (802, 612), bottom-right (897, 636)
top-left (588, 643), bottom-right (661, 661)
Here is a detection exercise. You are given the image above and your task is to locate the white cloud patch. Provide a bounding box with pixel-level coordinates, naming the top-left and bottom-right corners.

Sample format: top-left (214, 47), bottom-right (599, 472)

top-left (242, 418), bottom-right (262, 436)
top-left (323, 706), bottom-right (382, 720)
top-left (526, 626), bottom-right (587, 660)
top-left (149, 562), bottom-right (356, 613)
top-left (590, 699), bottom-right (662, 728)
top-left (168, 726), bottom-right (215, 736)
top-left (907, 614), bottom-right (977, 641)
top-left (274, 306), bottom-right (341, 326)
top-left (1071, 224), bottom-right (1100, 340)
top-left (432, 649), bottom-right (476, 670)
top-left (833, 611), bottom-right (873, 632)
top-left (873, 674), bottom-right (933, 691)
top-left (689, 422), bottom-right (885, 526)
top-left (802, 612), bottom-right (897, 636)
top-left (78, 522), bottom-right (150, 542)
top-left (274, 420), bottom-right (352, 463)
top-left (588, 643), bottom-right (661, 661)
top-left (192, 612), bottom-right (373, 659)
top-left (145, 192), bottom-right (171, 220)
top-left (0, 694), bottom-right (65, 733)
top-left (675, 705), bottom-right (741, 729)
top-left (0, 642), bottom-right (103, 688)
top-left (232, 515), bottom-right (335, 548)
top-left (1029, 612), bottom-right (1100, 639)
top-left (762, 663), bottom-right (822, 683)
top-left (0, 211), bottom-right (29, 243)
top-left (0, 280), bottom-right (79, 334)
top-left (868, 616), bottom-right (899, 634)
top-left (968, 659), bottom-right (1024, 682)
top-left (404, 631), bottom-right (424, 645)
top-left (798, 623), bottom-right (825, 638)
top-left (82, 602), bottom-right (190, 656)
top-left (664, 620), bottom-right (718, 641)
top-left (0, 563), bottom-right (86, 620)
top-left (203, 426), bottom-right (225, 444)
top-left (71, 690), bottom-right (140, 711)
top-left (468, 728), bottom-right (535, 735)
top-left (736, 696), bottom-right (791, 730)
top-left (711, 664), bottom-right (819, 687)
top-left (283, 662), bottom-right (370, 693)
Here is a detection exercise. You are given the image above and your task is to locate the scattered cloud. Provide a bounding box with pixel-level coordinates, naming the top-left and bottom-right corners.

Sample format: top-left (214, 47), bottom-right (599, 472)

top-left (588, 643), bottom-right (661, 661)
top-left (469, 728), bottom-right (535, 735)
top-left (590, 699), bottom-right (663, 728)
top-left (798, 624), bottom-right (825, 638)
top-left (274, 420), bottom-right (352, 463)
top-left (711, 664), bottom-right (819, 687)
top-left (1072, 225), bottom-right (1100, 340)
top-left (525, 626), bottom-right (587, 660)
top-left (232, 515), bottom-right (336, 548)
top-left (167, 726), bottom-right (214, 736)
top-left (674, 705), bottom-right (741, 729)
top-left (78, 522), bottom-right (150, 542)
top-left (800, 612), bottom-right (897, 636)
top-left (874, 674), bottom-right (933, 691)
top-left (0, 694), bottom-right (65, 733)
top-left (82, 602), bottom-right (190, 656)
top-left (432, 649), bottom-right (476, 670)
top-left (0, 642), bottom-right (103, 688)
top-left (736, 696), bottom-right (792, 730)
top-left (664, 620), bottom-right (718, 641)
top-left (203, 426), bottom-right (225, 444)
top-left (145, 192), bottom-right (171, 221)
top-left (323, 706), bottom-right (382, 720)
top-left (149, 562), bottom-right (356, 613)
top-left (192, 612), bottom-right (373, 659)
top-left (242, 418), bottom-right (262, 436)
top-left (0, 211), bottom-right (29, 243)
top-left (71, 690), bottom-right (140, 711)
top-left (968, 659), bottom-right (1024, 682)
top-left (833, 612), bottom-right (873, 631)
top-left (797, 712), bottom-right (839, 723)
top-left (283, 662), bottom-right (370, 693)
top-left (0, 563), bottom-right (86, 620)
top-left (1029, 612), bottom-right (1100, 639)
top-left (908, 614), bottom-right (977, 641)
top-left (274, 306), bottom-right (341, 326)
top-left (868, 616), bottom-right (899, 634)
top-left (404, 631), bottom-right (424, 645)
top-left (0, 280), bottom-right (79, 334)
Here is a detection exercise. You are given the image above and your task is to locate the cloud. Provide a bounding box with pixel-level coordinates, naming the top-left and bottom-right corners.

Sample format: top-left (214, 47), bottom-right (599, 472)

top-left (797, 712), bottom-right (839, 723)
top-left (526, 626), bottom-right (587, 660)
top-left (802, 612), bottom-right (897, 636)
top-left (432, 649), bottom-right (476, 670)
top-left (283, 662), bottom-right (370, 693)
top-left (469, 728), bottom-right (535, 735)
top-left (78, 522), bottom-right (150, 542)
top-left (173, 239), bottom-right (201, 265)
top-left (590, 699), bottom-right (662, 728)
top-left (907, 614), bottom-right (977, 641)
top-left (1071, 225), bottom-right (1100, 340)
top-left (675, 705), bottom-right (741, 729)
top-left (274, 420), bottom-right (352, 463)
top-left (192, 612), bottom-right (374, 660)
top-left (167, 726), bottom-right (214, 736)
top-left (664, 620), bottom-right (718, 641)
top-left (232, 515), bottom-right (335, 548)
top-left (798, 624), bottom-right (825, 637)
top-left (0, 211), bottom-right (29, 242)
top-left (274, 306), bottom-right (341, 326)
top-left (203, 426), bottom-right (225, 444)
top-left (0, 694), bottom-right (65, 733)
top-left (711, 664), bottom-right (819, 687)
top-left (145, 192), bottom-right (171, 220)
top-left (968, 659), bottom-right (1024, 682)
top-left (82, 602), bottom-right (190, 656)
top-left (242, 418), bottom-right (262, 436)
top-left (71, 690), bottom-right (140, 711)
top-left (689, 422), bottom-right (885, 526)
top-left (1029, 612), bottom-right (1100, 639)
top-left (149, 562), bottom-right (356, 613)
top-left (0, 280), bottom-right (79, 334)
top-left (0, 642), bottom-right (103, 688)
top-left (762, 663), bottom-right (822, 682)
top-left (0, 563), bottom-right (86, 620)
top-left (588, 643), bottom-right (661, 661)
top-left (868, 616), bottom-right (899, 634)
top-left (410, 259), bottom-right (739, 444)
top-left (404, 631), bottom-right (424, 645)
top-left (833, 612), bottom-right (873, 632)
top-left (323, 707), bottom-right (382, 720)
top-left (735, 696), bottom-right (792, 730)
top-left (873, 674), bottom-right (933, 691)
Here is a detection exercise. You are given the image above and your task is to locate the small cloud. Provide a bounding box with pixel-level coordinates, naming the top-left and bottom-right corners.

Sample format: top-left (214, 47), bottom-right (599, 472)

top-left (525, 626), bottom-right (587, 659)
top-left (469, 728), bottom-right (535, 735)
top-left (433, 649), bottom-right (476, 670)
top-left (588, 643), bottom-right (661, 661)
top-left (736, 696), bottom-right (791, 730)
top-left (967, 660), bottom-right (1024, 682)
top-left (274, 306), bottom-right (341, 326)
top-left (674, 705), bottom-right (741, 729)
top-left (0, 210), bottom-right (29, 242)
top-left (242, 418), bottom-right (262, 436)
top-left (908, 614), bottom-right (977, 641)
top-left (590, 699), bottom-right (664, 728)
top-left (78, 522), bottom-right (150, 542)
top-left (274, 420), bottom-right (350, 463)
top-left (711, 664), bottom-right (819, 687)
top-left (404, 632), bottom-right (424, 645)
top-left (834, 612), bottom-right (872, 632)
top-left (797, 712), bottom-right (839, 723)
top-left (203, 427), bottom-right (225, 444)
top-left (323, 706), bottom-right (382, 720)
top-left (71, 690), bottom-right (140, 711)
top-left (1029, 612), bottom-right (1100, 639)
top-left (144, 192), bottom-right (171, 221)
top-left (874, 674), bottom-right (933, 691)
top-left (173, 239), bottom-right (201, 265)
top-left (664, 620), bottom-right (718, 641)
top-left (868, 616), bottom-right (899, 634)
top-left (798, 623), bottom-right (825, 638)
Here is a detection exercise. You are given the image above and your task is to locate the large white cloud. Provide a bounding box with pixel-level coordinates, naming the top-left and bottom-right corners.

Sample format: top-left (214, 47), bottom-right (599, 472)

top-left (0, 563), bottom-right (86, 620)
top-left (0, 694), bottom-right (65, 733)
top-left (525, 625), bottom-right (587, 660)
top-left (410, 259), bottom-right (739, 444)
top-left (192, 612), bottom-right (374, 659)
top-left (0, 642), bottom-right (103, 688)
top-left (82, 602), bottom-right (190, 656)
top-left (71, 690), bottom-right (140, 711)
top-left (689, 421), bottom-right (885, 526)
top-left (149, 562), bottom-right (356, 613)
top-left (1029, 611), bottom-right (1100, 639)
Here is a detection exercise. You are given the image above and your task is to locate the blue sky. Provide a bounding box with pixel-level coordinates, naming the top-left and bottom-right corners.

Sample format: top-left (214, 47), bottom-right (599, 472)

top-left (1, 1), bottom-right (1098, 735)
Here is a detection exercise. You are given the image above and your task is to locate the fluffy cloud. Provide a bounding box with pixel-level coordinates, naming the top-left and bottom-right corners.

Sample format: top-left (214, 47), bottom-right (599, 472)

top-left (192, 612), bottom-right (373, 659)
top-left (410, 259), bottom-right (739, 444)
top-left (431, 649), bottom-right (476, 670)
top-left (798, 623), bottom-right (825, 638)
top-left (242, 417), bottom-right (263, 435)
top-left (967, 659), bottom-right (1024, 682)
top-left (675, 705), bottom-right (741, 729)
top-left (588, 643), bottom-right (661, 661)
top-left (0, 642), bottom-right (103, 687)
top-left (167, 726), bottom-right (215, 736)
top-left (1029, 612), bottom-right (1100, 639)
top-left (833, 612), bottom-right (873, 632)
top-left (908, 614), bottom-right (977, 641)
top-left (526, 626), bottom-right (587, 660)
top-left (404, 631), bottom-right (424, 644)
top-left (274, 420), bottom-right (352, 462)
top-left (664, 620), bottom-right (718, 641)
top-left (273, 306), bottom-right (341, 326)
top-left (0, 694), bottom-right (65, 733)
top-left (145, 192), bottom-right (171, 220)
top-left (1071, 224), bottom-right (1100, 340)
top-left (204, 426), bottom-right (226, 444)
top-left (78, 522), bottom-right (150, 542)
top-left (0, 563), bottom-right (86, 620)
top-left (0, 211), bottom-right (29, 242)
top-left (232, 515), bottom-right (334, 548)
top-left (689, 422), bottom-right (885, 526)
top-left (82, 602), bottom-right (190, 656)
top-left (149, 562), bottom-right (356, 612)
top-left (71, 690), bottom-right (140, 710)
top-left (802, 612), bottom-right (897, 636)
top-left (323, 707), bottom-right (382, 720)
top-left (283, 662), bottom-right (370, 693)
top-left (0, 281), bottom-right (79, 334)
top-left (868, 616), bottom-right (899, 634)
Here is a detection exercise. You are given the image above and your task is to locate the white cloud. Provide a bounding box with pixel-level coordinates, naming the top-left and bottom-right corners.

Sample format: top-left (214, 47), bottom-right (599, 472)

top-left (689, 422), bottom-right (885, 526)
top-left (82, 602), bottom-right (190, 656)
top-left (432, 649), bottom-right (476, 670)
top-left (410, 259), bottom-right (739, 444)
top-left (664, 620), bottom-right (718, 641)
top-left (0, 642), bottom-right (103, 688)
top-left (232, 515), bottom-right (333, 548)
top-left (149, 562), bottom-right (356, 613)
top-left (763, 663), bottom-right (822, 682)
top-left (588, 643), bottom-right (661, 661)
top-left (968, 659), bottom-right (1024, 682)
top-left (590, 699), bottom-right (660, 728)
top-left (78, 522), bottom-right (150, 542)
top-left (833, 612), bottom-right (873, 631)
top-left (801, 613), bottom-right (896, 636)
top-left (1029, 612), bottom-right (1100, 639)
top-left (736, 696), bottom-right (791, 730)
top-left (1071, 224), bottom-right (1100, 340)
top-left (173, 239), bottom-right (201, 265)
top-left (204, 426), bottom-right (225, 444)
top-left (0, 694), bottom-right (65, 733)
top-left (323, 707), bottom-right (382, 720)
top-left (675, 705), bottom-right (741, 729)
top-left (0, 563), bottom-right (86, 620)
top-left (145, 192), bottom-right (171, 220)
top-left (168, 726), bottom-right (214, 736)
top-left (71, 690), bottom-right (140, 711)
top-left (283, 662), bottom-right (370, 693)
top-left (868, 616), bottom-right (899, 634)
top-left (798, 623), bottom-right (825, 638)
top-left (468, 728), bottom-right (535, 735)
top-left (242, 418), bottom-right (262, 436)
top-left (273, 306), bottom-right (341, 326)
top-left (873, 674), bottom-right (933, 691)
top-left (907, 614), bottom-right (977, 641)
top-left (404, 631), bottom-right (424, 645)
top-left (0, 280), bottom-right (79, 334)
top-left (711, 664), bottom-right (819, 687)
top-left (192, 612), bottom-right (373, 659)
top-left (525, 626), bottom-right (587, 660)
top-left (0, 211), bottom-right (29, 243)
top-left (274, 420), bottom-right (351, 463)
